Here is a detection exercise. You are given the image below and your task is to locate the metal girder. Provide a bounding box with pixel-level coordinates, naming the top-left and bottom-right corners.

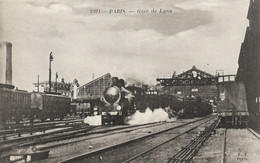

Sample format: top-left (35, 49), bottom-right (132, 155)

top-left (156, 77), bottom-right (218, 86)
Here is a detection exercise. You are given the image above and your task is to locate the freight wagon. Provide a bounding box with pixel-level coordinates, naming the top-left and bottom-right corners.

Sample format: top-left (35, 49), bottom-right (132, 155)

top-left (216, 79), bottom-right (249, 127)
top-left (0, 88), bottom-right (31, 124)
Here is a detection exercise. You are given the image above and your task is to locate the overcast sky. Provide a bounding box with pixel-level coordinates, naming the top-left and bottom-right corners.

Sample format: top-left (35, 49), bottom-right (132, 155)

top-left (0, 0), bottom-right (249, 90)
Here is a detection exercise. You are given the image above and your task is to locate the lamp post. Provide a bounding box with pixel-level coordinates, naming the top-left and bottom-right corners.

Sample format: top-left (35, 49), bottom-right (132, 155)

top-left (49, 52), bottom-right (54, 92)
top-left (55, 72), bottom-right (58, 93)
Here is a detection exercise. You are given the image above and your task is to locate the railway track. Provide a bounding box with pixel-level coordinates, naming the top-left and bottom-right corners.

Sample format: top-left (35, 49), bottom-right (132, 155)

top-left (0, 124), bottom-right (95, 154)
top-left (28, 121), bottom-right (174, 151)
top-left (57, 117), bottom-right (216, 163)
top-left (0, 118), bottom-right (84, 136)
top-left (167, 118), bottom-right (220, 163)
top-left (247, 127), bottom-right (260, 139)
top-left (0, 120), bottom-right (176, 159)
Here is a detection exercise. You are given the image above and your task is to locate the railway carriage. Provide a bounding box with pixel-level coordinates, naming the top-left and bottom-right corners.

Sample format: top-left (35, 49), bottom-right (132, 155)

top-left (0, 89), bottom-right (72, 126)
top-left (31, 92), bottom-right (71, 121)
top-left (0, 88), bottom-right (31, 123)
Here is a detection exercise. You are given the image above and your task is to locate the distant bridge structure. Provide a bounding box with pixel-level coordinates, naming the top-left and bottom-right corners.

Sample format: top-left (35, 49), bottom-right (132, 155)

top-left (157, 66), bottom-right (221, 86)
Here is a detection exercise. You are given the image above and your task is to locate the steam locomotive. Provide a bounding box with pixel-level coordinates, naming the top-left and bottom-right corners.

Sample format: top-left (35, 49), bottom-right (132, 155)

top-left (100, 78), bottom-right (134, 125)
top-left (99, 77), bottom-right (177, 125)
top-left (176, 96), bottom-right (212, 118)
top-left (99, 77), bottom-right (212, 125)
top-left (0, 87), bottom-right (71, 126)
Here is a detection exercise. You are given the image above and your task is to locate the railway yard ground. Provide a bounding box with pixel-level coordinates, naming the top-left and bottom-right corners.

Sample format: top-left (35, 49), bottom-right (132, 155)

top-left (193, 128), bottom-right (260, 163)
top-left (0, 116), bottom-right (260, 163)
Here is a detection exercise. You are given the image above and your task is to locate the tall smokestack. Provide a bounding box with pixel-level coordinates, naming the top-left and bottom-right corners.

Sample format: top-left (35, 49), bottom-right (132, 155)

top-left (0, 42), bottom-right (12, 85)
top-left (6, 42), bottom-right (12, 85)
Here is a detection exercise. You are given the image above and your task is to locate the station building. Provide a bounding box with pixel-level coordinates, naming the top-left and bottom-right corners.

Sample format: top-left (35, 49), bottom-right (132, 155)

top-left (236, 0), bottom-right (260, 116)
top-left (76, 73), bottom-right (111, 100)
top-left (157, 66), bottom-right (218, 102)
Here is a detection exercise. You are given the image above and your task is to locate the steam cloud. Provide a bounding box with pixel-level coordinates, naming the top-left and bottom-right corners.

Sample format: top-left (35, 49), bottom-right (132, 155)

top-left (84, 115), bottom-right (102, 126)
top-left (127, 107), bottom-right (176, 125)
top-left (84, 107), bottom-right (176, 126)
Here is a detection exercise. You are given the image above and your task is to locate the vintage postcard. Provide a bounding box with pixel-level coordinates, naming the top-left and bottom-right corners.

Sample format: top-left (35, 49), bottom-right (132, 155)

top-left (0, 0), bottom-right (259, 162)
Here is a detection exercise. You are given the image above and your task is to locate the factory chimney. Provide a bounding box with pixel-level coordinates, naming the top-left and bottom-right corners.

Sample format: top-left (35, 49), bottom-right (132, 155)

top-left (0, 42), bottom-right (12, 85)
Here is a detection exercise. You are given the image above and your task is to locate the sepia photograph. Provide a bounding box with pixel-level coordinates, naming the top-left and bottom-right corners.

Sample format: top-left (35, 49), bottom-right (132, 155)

top-left (0, 0), bottom-right (259, 162)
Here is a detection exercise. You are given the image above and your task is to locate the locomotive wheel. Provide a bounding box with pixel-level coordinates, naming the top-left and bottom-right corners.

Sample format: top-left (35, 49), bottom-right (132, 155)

top-left (60, 116), bottom-right (64, 121)
top-left (114, 117), bottom-right (124, 125)
top-left (15, 118), bottom-right (21, 124)
top-left (1, 117), bottom-right (7, 126)
top-left (101, 119), bottom-right (105, 125)
top-left (112, 120), bottom-right (116, 125)
top-left (29, 118), bottom-right (34, 123)
top-left (40, 117), bottom-right (47, 122)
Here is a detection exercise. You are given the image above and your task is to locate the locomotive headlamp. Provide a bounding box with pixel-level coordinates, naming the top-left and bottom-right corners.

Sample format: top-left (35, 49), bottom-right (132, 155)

top-left (116, 105), bottom-right (121, 110)
top-left (31, 146), bottom-right (37, 152)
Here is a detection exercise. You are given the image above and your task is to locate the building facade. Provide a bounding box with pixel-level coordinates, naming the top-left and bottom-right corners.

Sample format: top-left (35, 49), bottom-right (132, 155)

top-left (236, 0), bottom-right (260, 116)
top-left (33, 78), bottom-right (71, 97)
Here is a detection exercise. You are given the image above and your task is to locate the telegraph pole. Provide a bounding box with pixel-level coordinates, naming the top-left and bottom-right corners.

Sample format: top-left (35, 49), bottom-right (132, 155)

top-left (55, 72), bottom-right (58, 93)
top-left (49, 52), bottom-right (53, 92)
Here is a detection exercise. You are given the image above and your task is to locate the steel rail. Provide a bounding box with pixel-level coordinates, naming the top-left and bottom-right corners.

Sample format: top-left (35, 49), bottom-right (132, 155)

top-left (222, 128), bottom-right (227, 163)
top-left (247, 127), bottom-right (260, 140)
top-left (0, 119), bottom-right (84, 137)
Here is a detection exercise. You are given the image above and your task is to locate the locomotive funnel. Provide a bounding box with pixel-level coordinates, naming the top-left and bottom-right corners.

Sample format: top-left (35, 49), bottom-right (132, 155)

top-left (103, 86), bottom-right (121, 104)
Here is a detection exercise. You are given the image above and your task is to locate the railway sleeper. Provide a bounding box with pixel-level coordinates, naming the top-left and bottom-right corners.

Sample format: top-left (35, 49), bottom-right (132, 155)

top-left (171, 149), bottom-right (198, 163)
